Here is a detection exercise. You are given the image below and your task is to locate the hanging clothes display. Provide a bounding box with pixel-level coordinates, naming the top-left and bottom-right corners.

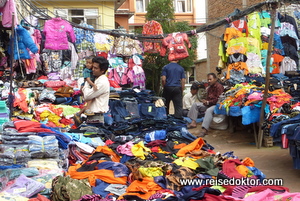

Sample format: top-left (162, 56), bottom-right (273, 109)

top-left (43, 18), bottom-right (76, 50)
top-left (142, 20), bottom-right (164, 53)
top-left (9, 25), bottom-right (38, 60)
top-left (160, 32), bottom-right (192, 61)
top-left (0, 0), bottom-right (18, 28)
top-left (111, 36), bottom-right (143, 57)
top-left (128, 55), bottom-right (146, 90)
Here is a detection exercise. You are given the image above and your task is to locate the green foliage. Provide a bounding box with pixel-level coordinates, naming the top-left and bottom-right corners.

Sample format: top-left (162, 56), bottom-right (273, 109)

top-left (141, 0), bottom-right (198, 94)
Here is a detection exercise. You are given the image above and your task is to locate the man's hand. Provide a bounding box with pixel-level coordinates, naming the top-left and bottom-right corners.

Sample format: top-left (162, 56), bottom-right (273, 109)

top-left (92, 84), bottom-right (98, 91)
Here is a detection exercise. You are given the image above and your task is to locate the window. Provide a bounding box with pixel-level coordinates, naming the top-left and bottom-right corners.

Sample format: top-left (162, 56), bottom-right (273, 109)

top-left (53, 8), bottom-right (99, 29)
top-left (174, 0), bottom-right (192, 13)
top-left (136, 0), bottom-right (150, 13)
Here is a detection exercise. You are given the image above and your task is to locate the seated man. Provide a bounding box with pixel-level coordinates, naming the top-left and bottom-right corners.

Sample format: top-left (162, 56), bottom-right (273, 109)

top-left (182, 82), bottom-right (202, 117)
top-left (187, 73), bottom-right (224, 137)
top-left (73, 56), bottom-right (110, 126)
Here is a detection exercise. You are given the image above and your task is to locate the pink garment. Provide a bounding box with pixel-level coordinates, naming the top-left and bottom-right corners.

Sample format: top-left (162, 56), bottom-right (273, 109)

top-left (117, 141), bottom-right (134, 156)
top-left (43, 18), bottom-right (76, 50)
top-left (0, 0), bottom-right (18, 27)
top-left (244, 188), bottom-right (300, 201)
top-left (247, 92), bottom-right (263, 100)
top-left (108, 67), bottom-right (133, 86)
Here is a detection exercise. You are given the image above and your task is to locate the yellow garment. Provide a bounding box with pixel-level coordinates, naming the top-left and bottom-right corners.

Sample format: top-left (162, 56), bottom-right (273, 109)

top-left (131, 141), bottom-right (151, 160)
top-left (39, 110), bottom-right (62, 127)
top-left (235, 165), bottom-right (249, 177)
top-left (139, 167), bottom-right (164, 178)
top-left (211, 185), bottom-right (226, 193)
top-left (174, 157), bottom-right (199, 170)
top-left (262, 42), bottom-right (269, 50)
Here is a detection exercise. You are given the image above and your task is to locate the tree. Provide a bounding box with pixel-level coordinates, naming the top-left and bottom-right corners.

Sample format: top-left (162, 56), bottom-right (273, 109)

top-left (142, 0), bottom-right (198, 95)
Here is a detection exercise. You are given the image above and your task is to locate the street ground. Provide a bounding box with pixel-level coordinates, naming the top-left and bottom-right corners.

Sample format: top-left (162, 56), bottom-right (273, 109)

top-left (188, 125), bottom-right (300, 193)
top-left (168, 102), bottom-right (300, 192)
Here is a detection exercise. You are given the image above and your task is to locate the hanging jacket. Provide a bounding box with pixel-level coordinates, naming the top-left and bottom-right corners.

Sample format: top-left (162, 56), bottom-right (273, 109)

top-left (0, 0), bottom-right (18, 28)
top-left (8, 25), bottom-right (38, 60)
top-left (142, 20), bottom-right (163, 53)
top-left (160, 33), bottom-right (191, 61)
top-left (43, 18), bottom-right (76, 50)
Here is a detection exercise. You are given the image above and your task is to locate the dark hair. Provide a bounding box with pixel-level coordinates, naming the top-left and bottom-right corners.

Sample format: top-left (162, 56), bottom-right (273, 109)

top-left (92, 56), bottom-right (109, 73)
top-left (86, 55), bottom-right (95, 60)
top-left (191, 83), bottom-right (199, 90)
top-left (207, 73), bottom-right (217, 79)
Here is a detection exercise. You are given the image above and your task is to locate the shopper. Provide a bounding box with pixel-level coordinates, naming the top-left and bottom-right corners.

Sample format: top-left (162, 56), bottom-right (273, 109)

top-left (161, 60), bottom-right (186, 119)
top-left (187, 73), bottom-right (224, 137)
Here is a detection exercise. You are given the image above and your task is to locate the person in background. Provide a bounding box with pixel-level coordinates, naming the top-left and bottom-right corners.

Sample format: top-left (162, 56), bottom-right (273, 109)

top-left (73, 56), bottom-right (110, 125)
top-left (182, 82), bottom-right (200, 117)
top-left (161, 60), bottom-right (186, 119)
top-left (187, 73), bottom-right (224, 137)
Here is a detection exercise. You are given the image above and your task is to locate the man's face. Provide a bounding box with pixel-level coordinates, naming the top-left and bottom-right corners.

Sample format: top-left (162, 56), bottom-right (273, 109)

top-left (191, 88), bottom-right (198, 95)
top-left (207, 75), bottom-right (217, 86)
top-left (92, 62), bottom-right (102, 77)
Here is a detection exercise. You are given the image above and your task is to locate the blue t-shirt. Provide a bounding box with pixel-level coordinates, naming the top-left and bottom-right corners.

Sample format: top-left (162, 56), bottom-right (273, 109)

top-left (161, 63), bottom-right (185, 87)
top-left (83, 67), bottom-right (95, 82)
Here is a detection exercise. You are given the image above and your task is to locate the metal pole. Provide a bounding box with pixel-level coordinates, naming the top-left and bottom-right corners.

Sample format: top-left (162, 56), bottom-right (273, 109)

top-left (9, 13), bottom-right (15, 119)
top-left (257, 3), bottom-right (278, 148)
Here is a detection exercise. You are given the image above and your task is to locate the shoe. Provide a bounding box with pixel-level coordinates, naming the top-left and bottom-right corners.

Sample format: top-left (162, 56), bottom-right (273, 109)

top-left (73, 113), bottom-right (82, 126)
top-left (196, 130), bottom-right (208, 138)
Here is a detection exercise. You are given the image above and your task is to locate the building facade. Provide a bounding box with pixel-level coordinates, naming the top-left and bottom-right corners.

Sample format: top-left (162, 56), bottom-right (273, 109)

top-left (31, 0), bottom-right (121, 30)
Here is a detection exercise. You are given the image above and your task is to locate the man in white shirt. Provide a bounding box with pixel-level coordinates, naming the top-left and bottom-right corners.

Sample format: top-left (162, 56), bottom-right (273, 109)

top-left (183, 82), bottom-right (201, 117)
top-left (73, 56), bottom-right (110, 126)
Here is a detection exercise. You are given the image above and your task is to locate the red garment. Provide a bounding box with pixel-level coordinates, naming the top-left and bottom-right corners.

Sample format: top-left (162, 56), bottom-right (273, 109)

top-left (13, 120), bottom-right (54, 133)
top-left (231, 19), bottom-right (249, 36)
top-left (146, 140), bottom-right (167, 147)
top-left (13, 88), bottom-right (29, 113)
top-left (222, 159), bottom-right (244, 178)
top-left (28, 194), bottom-right (50, 201)
top-left (160, 33), bottom-right (192, 61)
top-left (142, 20), bottom-right (163, 53)
top-left (247, 185), bottom-right (289, 193)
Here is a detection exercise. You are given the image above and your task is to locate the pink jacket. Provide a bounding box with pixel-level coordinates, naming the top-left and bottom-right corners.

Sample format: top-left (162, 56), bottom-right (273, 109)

top-left (43, 18), bottom-right (76, 50)
top-left (0, 0), bottom-right (18, 27)
top-left (108, 67), bottom-right (133, 86)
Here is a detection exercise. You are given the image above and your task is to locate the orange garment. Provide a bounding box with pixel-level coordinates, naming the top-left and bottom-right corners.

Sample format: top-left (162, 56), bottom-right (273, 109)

top-left (242, 157), bottom-right (255, 167)
top-left (66, 164), bottom-right (127, 186)
top-left (231, 19), bottom-right (249, 36)
top-left (226, 62), bottom-right (249, 79)
top-left (235, 165), bottom-right (249, 177)
top-left (226, 46), bottom-right (247, 55)
top-left (176, 138), bottom-right (205, 157)
top-left (173, 143), bottom-right (187, 149)
top-left (118, 177), bottom-right (163, 200)
top-left (224, 27), bottom-right (243, 43)
top-left (94, 145), bottom-right (120, 162)
top-left (13, 88), bottom-right (29, 113)
top-left (271, 54), bottom-right (284, 74)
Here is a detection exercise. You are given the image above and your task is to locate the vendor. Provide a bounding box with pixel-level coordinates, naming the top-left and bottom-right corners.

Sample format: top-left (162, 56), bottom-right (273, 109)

top-left (73, 56), bottom-right (110, 125)
top-left (187, 73), bottom-right (224, 137)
